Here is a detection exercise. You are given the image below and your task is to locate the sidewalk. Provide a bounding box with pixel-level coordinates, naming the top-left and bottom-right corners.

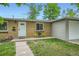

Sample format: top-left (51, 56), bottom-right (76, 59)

top-left (16, 41), bottom-right (34, 56)
top-left (12, 37), bottom-right (54, 42)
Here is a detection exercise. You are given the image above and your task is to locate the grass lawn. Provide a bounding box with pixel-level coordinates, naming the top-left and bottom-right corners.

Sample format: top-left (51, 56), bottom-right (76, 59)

top-left (0, 42), bottom-right (15, 56)
top-left (27, 38), bottom-right (79, 56)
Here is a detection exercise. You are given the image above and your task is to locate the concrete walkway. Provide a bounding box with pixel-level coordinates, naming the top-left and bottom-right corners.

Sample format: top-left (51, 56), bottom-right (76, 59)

top-left (12, 37), bottom-right (54, 42)
top-left (16, 41), bottom-right (34, 56)
top-left (14, 37), bottom-right (54, 56)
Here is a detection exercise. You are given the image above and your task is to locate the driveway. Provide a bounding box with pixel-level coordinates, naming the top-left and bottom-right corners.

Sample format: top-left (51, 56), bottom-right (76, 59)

top-left (69, 39), bottom-right (79, 45)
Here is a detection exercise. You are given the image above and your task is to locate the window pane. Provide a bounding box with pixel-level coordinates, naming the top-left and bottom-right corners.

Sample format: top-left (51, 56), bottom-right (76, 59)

top-left (36, 23), bottom-right (43, 30)
top-left (39, 24), bottom-right (43, 30)
top-left (0, 22), bottom-right (7, 30)
top-left (36, 24), bottom-right (39, 30)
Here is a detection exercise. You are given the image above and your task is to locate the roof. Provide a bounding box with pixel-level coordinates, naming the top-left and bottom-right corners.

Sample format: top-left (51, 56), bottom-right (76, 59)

top-left (4, 18), bottom-right (53, 23)
top-left (53, 17), bottom-right (79, 22)
top-left (3, 17), bottom-right (79, 23)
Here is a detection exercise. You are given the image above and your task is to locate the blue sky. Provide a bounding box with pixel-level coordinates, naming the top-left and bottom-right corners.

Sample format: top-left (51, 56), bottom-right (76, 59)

top-left (0, 3), bottom-right (77, 19)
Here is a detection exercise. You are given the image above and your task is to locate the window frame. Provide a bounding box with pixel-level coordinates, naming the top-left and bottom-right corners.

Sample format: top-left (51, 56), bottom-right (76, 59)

top-left (35, 23), bottom-right (44, 31)
top-left (0, 21), bottom-right (8, 32)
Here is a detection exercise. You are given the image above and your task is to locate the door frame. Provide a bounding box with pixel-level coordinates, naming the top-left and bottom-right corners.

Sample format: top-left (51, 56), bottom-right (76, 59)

top-left (18, 22), bottom-right (26, 37)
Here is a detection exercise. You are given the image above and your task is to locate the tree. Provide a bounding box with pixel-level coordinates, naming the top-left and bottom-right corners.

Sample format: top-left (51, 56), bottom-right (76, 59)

top-left (43, 3), bottom-right (60, 20)
top-left (66, 9), bottom-right (75, 17)
top-left (61, 9), bottom-right (67, 17)
top-left (0, 3), bottom-right (42, 20)
top-left (71, 3), bottom-right (79, 10)
top-left (27, 4), bottom-right (42, 19)
top-left (0, 3), bottom-right (9, 7)
top-left (0, 16), bottom-right (4, 24)
top-left (70, 3), bottom-right (79, 16)
top-left (0, 3), bottom-right (26, 7)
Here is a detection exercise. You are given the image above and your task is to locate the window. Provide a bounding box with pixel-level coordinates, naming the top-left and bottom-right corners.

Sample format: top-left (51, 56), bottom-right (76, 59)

top-left (36, 23), bottom-right (44, 31)
top-left (0, 22), bottom-right (7, 31)
top-left (21, 23), bottom-right (24, 25)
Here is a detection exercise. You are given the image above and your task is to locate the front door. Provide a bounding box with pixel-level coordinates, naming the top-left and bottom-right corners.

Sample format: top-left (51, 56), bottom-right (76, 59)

top-left (18, 22), bottom-right (26, 37)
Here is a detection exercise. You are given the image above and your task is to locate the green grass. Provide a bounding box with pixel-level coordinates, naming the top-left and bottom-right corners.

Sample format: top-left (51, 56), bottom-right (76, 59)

top-left (0, 42), bottom-right (15, 56)
top-left (27, 38), bottom-right (79, 56)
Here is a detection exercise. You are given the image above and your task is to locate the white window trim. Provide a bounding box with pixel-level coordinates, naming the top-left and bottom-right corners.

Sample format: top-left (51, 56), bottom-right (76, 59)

top-left (0, 21), bottom-right (8, 32)
top-left (35, 22), bottom-right (44, 31)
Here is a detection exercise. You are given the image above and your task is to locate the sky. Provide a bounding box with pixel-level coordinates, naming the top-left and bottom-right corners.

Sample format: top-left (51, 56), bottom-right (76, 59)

top-left (0, 3), bottom-right (78, 19)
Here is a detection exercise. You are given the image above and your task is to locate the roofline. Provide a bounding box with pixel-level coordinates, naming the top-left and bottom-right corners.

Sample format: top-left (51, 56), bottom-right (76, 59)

top-left (4, 18), bottom-right (53, 23)
top-left (3, 17), bottom-right (79, 23)
top-left (53, 17), bottom-right (79, 23)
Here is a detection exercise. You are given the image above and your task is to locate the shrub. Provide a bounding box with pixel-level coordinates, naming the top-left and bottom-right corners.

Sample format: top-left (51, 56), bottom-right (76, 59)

top-left (0, 35), bottom-right (14, 42)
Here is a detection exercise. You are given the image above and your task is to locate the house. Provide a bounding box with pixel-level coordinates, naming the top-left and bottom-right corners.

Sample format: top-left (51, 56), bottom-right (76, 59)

top-left (0, 17), bottom-right (79, 40)
top-left (0, 18), bottom-right (52, 39)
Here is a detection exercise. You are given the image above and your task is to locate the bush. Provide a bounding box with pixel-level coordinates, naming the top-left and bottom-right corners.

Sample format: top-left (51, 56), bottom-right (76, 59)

top-left (0, 35), bottom-right (14, 42)
top-left (7, 35), bottom-right (14, 40)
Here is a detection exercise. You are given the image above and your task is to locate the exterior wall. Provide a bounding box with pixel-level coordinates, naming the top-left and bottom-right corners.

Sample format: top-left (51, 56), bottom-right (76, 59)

top-left (0, 20), bottom-right (18, 39)
top-left (44, 22), bottom-right (52, 36)
top-left (26, 22), bottom-right (35, 37)
top-left (0, 20), bottom-right (52, 39)
top-left (26, 22), bottom-right (52, 37)
top-left (69, 21), bottom-right (79, 40)
top-left (52, 20), bottom-right (66, 40)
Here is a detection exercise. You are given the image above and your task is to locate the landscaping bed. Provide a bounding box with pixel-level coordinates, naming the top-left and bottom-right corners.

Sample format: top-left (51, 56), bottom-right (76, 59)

top-left (27, 38), bottom-right (79, 56)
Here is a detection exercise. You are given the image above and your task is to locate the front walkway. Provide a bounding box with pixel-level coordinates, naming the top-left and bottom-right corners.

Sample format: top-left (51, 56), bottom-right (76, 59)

top-left (16, 41), bottom-right (34, 56)
top-left (14, 37), bottom-right (54, 56)
top-left (13, 37), bottom-right (54, 42)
